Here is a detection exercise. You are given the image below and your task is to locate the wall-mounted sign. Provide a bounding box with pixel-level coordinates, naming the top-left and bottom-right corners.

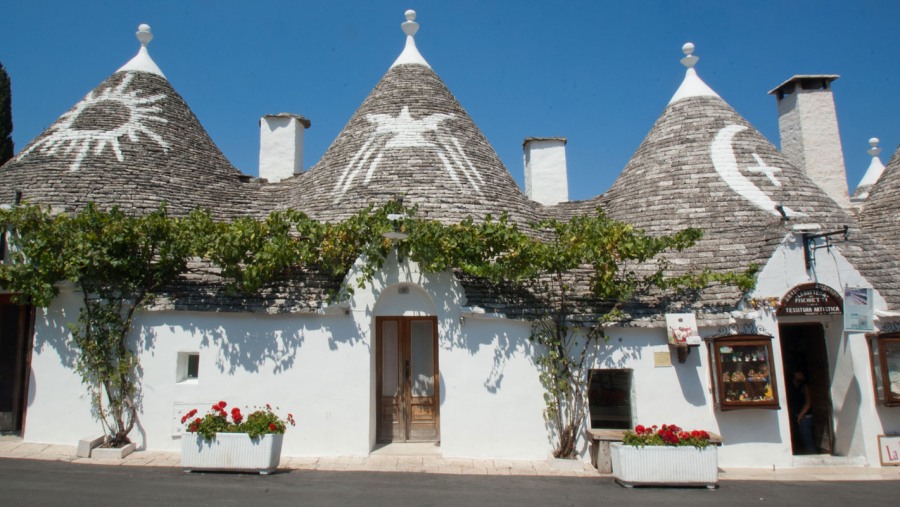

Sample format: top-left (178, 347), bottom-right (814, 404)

top-left (666, 313), bottom-right (701, 346)
top-left (844, 287), bottom-right (874, 332)
top-left (878, 435), bottom-right (900, 466)
top-left (776, 283), bottom-right (843, 316)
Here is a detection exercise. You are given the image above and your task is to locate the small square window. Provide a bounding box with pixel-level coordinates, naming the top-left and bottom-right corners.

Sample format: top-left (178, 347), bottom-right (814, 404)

top-left (177, 352), bottom-right (200, 383)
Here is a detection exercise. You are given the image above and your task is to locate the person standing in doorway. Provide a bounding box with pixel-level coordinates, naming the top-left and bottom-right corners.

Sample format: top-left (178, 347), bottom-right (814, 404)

top-left (788, 370), bottom-right (815, 454)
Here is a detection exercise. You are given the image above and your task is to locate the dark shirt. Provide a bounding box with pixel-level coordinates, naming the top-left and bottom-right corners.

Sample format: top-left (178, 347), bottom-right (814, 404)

top-left (787, 379), bottom-right (808, 416)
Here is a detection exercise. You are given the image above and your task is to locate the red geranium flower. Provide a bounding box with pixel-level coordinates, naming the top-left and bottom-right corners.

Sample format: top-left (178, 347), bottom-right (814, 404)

top-left (269, 422), bottom-right (276, 431)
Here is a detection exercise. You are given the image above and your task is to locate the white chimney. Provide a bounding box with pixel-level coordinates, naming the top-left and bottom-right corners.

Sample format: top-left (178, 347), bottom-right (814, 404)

top-left (523, 137), bottom-right (569, 205)
top-left (259, 113), bottom-right (311, 183)
top-left (769, 75), bottom-right (850, 208)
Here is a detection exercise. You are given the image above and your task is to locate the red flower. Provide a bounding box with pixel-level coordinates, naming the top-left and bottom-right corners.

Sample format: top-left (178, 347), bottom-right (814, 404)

top-left (181, 408), bottom-right (198, 424)
top-left (634, 424), bottom-right (646, 434)
top-left (269, 422), bottom-right (276, 432)
top-left (231, 407), bottom-right (243, 424)
top-left (287, 413), bottom-right (296, 426)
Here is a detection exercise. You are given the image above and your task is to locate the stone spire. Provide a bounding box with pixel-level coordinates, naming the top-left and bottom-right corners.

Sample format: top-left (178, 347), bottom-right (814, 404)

top-left (117, 24), bottom-right (166, 78)
top-left (668, 42), bottom-right (720, 105)
top-left (391, 10), bottom-right (430, 68)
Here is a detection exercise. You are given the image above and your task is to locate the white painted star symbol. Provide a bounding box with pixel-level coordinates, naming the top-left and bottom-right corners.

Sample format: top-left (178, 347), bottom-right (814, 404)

top-left (366, 106), bottom-right (453, 148)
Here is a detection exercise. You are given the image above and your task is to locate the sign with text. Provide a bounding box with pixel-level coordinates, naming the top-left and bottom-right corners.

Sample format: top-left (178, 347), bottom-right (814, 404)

top-left (776, 284), bottom-right (843, 317)
top-left (844, 287), bottom-right (874, 332)
top-left (878, 435), bottom-right (900, 466)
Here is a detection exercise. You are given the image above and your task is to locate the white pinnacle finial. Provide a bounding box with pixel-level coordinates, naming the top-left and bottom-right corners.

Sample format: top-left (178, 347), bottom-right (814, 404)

top-left (680, 42), bottom-right (698, 69)
top-left (136, 24), bottom-right (153, 47)
top-left (402, 9), bottom-right (419, 37)
top-left (116, 23), bottom-right (165, 77)
top-left (668, 41), bottom-right (719, 105)
top-left (868, 137), bottom-right (882, 157)
top-left (391, 9), bottom-right (430, 68)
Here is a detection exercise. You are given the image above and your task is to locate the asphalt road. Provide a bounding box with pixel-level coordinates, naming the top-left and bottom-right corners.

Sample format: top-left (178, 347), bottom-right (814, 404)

top-left (1, 458), bottom-right (898, 506)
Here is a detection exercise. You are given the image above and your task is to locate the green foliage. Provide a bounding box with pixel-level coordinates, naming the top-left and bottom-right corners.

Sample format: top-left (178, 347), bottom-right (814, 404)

top-left (0, 203), bottom-right (196, 446)
top-left (517, 210), bottom-right (753, 458)
top-left (0, 61), bottom-right (12, 165)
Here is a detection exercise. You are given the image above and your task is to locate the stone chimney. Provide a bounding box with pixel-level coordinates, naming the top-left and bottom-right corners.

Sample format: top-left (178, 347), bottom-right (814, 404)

top-left (769, 75), bottom-right (850, 208)
top-left (259, 113), bottom-right (311, 183)
top-left (523, 137), bottom-right (569, 205)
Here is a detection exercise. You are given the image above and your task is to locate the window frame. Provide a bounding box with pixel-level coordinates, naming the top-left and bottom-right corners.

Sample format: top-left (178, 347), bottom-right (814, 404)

top-left (867, 333), bottom-right (900, 407)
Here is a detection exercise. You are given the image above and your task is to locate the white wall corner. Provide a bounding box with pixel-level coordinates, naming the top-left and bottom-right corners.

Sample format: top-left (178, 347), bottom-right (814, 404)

top-left (523, 137), bottom-right (569, 206)
top-left (259, 113), bottom-right (311, 183)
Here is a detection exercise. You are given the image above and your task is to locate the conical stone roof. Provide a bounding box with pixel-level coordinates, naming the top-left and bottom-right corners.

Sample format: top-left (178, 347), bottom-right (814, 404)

top-left (0, 26), bottom-right (257, 218)
top-left (270, 13), bottom-right (537, 226)
top-left (860, 148), bottom-right (900, 239)
top-left (599, 46), bottom-right (866, 313)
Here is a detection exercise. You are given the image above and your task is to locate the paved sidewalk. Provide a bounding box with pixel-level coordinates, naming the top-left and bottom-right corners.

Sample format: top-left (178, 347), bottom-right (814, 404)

top-left (2, 435), bottom-right (899, 481)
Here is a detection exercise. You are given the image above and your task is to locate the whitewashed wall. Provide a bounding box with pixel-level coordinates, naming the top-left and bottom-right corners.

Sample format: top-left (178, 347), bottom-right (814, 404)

top-left (24, 287), bottom-right (97, 445)
top-left (21, 236), bottom-right (895, 466)
top-left (23, 254), bottom-right (553, 460)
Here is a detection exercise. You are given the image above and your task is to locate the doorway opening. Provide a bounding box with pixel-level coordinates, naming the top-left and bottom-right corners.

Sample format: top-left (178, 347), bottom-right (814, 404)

top-left (376, 316), bottom-right (440, 443)
top-left (779, 323), bottom-right (834, 455)
top-left (0, 295), bottom-right (33, 433)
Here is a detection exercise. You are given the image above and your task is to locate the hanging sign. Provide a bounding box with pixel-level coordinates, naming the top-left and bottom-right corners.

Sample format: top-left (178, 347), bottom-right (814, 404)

top-left (776, 283), bottom-right (843, 316)
top-left (666, 313), bottom-right (701, 346)
top-left (844, 287), bottom-right (874, 332)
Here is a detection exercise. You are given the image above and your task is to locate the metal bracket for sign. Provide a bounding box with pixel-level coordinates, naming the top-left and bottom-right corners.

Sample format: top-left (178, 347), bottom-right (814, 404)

top-left (803, 226), bottom-right (849, 271)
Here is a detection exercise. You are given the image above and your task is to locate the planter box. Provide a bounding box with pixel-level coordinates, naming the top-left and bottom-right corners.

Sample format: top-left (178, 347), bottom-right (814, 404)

top-left (610, 442), bottom-right (718, 488)
top-left (91, 442), bottom-right (136, 459)
top-left (181, 433), bottom-right (283, 474)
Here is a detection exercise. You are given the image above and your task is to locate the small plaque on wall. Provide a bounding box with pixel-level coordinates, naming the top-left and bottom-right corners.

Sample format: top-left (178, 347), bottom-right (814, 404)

top-left (878, 435), bottom-right (900, 466)
top-left (654, 351), bottom-right (673, 368)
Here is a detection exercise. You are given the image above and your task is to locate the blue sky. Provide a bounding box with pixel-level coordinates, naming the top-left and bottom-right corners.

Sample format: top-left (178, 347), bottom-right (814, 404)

top-left (2, 1), bottom-right (898, 201)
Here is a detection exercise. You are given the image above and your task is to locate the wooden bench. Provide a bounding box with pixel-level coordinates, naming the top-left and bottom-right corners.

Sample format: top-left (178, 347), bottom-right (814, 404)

top-left (586, 428), bottom-right (723, 473)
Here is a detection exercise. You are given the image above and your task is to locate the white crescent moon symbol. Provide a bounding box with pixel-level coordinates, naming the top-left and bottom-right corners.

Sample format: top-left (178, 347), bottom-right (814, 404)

top-left (710, 125), bottom-right (805, 218)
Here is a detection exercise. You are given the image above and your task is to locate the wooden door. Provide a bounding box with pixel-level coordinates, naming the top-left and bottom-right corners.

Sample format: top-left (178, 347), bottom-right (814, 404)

top-left (376, 316), bottom-right (439, 443)
top-left (0, 296), bottom-right (33, 432)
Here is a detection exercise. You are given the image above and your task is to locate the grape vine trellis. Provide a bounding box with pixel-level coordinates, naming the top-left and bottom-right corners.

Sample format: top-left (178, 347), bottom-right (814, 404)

top-left (0, 200), bottom-right (755, 454)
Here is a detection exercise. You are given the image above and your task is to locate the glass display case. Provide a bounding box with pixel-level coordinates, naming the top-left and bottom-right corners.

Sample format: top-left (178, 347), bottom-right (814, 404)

top-left (709, 335), bottom-right (780, 410)
top-left (867, 333), bottom-right (900, 407)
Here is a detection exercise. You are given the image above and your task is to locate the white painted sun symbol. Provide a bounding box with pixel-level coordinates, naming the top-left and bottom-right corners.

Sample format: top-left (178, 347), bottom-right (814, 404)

top-left (18, 72), bottom-right (169, 171)
top-left (333, 106), bottom-right (485, 197)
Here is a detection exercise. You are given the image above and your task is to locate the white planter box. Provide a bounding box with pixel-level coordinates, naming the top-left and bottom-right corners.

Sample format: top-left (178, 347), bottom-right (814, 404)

top-left (181, 433), bottom-right (283, 474)
top-left (610, 442), bottom-right (718, 488)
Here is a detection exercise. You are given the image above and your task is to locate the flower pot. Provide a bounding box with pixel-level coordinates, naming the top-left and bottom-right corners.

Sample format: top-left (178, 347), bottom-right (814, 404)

top-left (610, 442), bottom-right (718, 488)
top-left (181, 433), bottom-right (283, 474)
